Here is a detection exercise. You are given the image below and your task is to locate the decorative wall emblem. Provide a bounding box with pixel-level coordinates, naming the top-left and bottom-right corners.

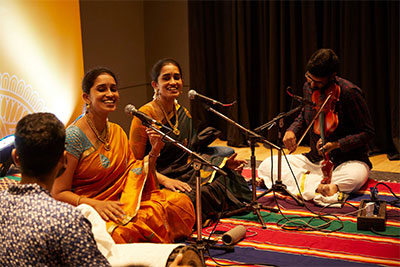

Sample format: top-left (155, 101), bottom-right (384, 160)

top-left (0, 72), bottom-right (47, 137)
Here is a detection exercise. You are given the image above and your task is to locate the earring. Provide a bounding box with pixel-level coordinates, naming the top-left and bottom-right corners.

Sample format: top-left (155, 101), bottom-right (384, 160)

top-left (86, 103), bottom-right (91, 113)
top-left (153, 89), bottom-right (160, 100)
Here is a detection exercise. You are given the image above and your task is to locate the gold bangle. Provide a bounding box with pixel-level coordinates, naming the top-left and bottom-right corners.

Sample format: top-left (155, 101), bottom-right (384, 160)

top-left (76, 196), bottom-right (82, 206)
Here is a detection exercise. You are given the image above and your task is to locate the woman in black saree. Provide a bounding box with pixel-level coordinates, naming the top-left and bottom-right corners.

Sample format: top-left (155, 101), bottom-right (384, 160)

top-left (129, 58), bottom-right (252, 223)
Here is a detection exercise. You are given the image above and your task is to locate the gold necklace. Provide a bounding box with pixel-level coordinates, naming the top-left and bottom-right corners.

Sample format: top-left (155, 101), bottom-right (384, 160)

top-left (155, 100), bottom-right (180, 135)
top-left (85, 114), bottom-right (110, 151)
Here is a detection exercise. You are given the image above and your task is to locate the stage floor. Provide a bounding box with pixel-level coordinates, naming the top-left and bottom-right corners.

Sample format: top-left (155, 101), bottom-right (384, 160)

top-left (211, 139), bottom-right (400, 174)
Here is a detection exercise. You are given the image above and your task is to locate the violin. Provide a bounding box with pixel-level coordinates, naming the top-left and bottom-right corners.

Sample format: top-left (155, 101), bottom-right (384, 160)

top-left (311, 82), bottom-right (340, 184)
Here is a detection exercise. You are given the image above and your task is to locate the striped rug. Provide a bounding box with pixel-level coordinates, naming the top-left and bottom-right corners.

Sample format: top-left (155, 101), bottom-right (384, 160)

top-left (2, 171), bottom-right (399, 266)
top-left (192, 169), bottom-right (400, 267)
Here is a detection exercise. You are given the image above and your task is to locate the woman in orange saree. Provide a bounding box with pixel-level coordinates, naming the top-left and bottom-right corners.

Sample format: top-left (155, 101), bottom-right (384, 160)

top-left (52, 67), bottom-right (195, 244)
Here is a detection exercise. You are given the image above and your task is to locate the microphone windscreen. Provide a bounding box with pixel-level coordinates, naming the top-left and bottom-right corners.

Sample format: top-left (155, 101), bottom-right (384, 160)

top-left (187, 89), bottom-right (196, 100)
top-left (222, 225), bottom-right (246, 245)
top-left (124, 104), bottom-right (136, 114)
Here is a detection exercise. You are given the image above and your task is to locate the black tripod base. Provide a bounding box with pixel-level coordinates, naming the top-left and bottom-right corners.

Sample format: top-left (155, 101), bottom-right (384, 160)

top-left (258, 181), bottom-right (304, 206)
top-left (197, 240), bottom-right (235, 253)
top-left (223, 202), bottom-right (279, 229)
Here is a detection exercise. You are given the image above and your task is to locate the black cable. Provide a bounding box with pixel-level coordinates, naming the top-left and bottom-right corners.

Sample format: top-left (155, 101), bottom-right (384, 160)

top-left (209, 255), bottom-right (280, 267)
top-left (340, 201), bottom-right (359, 211)
top-left (370, 227), bottom-right (400, 237)
top-left (204, 151), bottom-right (281, 267)
top-left (258, 147), bottom-right (348, 233)
top-left (205, 165), bottom-right (228, 241)
top-left (365, 182), bottom-right (400, 237)
top-left (265, 149), bottom-right (345, 233)
top-left (371, 182), bottom-right (400, 202)
top-left (387, 199), bottom-right (400, 207)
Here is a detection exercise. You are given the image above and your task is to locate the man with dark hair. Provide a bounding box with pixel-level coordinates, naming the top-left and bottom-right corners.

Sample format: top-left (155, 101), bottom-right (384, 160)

top-left (259, 48), bottom-right (375, 202)
top-left (0, 112), bottom-right (111, 266)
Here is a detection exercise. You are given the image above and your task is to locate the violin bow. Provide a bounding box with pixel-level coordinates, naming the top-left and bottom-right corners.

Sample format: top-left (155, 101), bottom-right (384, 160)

top-left (295, 94), bottom-right (332, 149)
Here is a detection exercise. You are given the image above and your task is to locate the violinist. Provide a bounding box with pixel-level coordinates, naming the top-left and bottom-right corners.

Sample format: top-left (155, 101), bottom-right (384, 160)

top-left (258, 48), bottom-right (375, 203)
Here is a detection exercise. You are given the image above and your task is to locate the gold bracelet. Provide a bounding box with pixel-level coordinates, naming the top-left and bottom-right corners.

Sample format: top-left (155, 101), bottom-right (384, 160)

top-left (149, 151), bottom-right (160, 158)
top-left (76, 196), bottom-right (82, 206)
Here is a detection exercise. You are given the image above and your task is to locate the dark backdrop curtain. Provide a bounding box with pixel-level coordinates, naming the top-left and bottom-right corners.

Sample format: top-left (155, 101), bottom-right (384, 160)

top-left (188, 0), bottom-right (399, 158)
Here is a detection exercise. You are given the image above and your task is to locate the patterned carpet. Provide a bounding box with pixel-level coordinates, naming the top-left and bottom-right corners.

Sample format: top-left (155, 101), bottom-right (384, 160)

top-left (1, 170), bottom-right (399, 266)
top-left (189, 168), bottom-right (400, 266)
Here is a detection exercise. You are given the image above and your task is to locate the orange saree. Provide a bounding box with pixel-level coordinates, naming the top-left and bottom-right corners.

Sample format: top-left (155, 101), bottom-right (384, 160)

top-left (66, 121), bottom-right (195, 243)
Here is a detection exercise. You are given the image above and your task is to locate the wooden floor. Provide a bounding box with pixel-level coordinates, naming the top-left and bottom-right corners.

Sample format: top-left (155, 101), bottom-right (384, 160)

top-left (211, 139), bottom-right (400, 173)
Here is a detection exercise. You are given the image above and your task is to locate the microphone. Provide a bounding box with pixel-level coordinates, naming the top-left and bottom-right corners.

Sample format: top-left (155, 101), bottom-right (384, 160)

top-left (286, 87), bottom-right (315, 106)
top-left (188, 89), bottom-right (223, 106)
top-left (290, 95), bottom-right (315, 106)
top-left (124, 104), bottom-right (164, 127)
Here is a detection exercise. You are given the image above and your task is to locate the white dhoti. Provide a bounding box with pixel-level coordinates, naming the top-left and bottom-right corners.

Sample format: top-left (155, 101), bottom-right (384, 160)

top-left (258, 154), bottom-right (370, 201)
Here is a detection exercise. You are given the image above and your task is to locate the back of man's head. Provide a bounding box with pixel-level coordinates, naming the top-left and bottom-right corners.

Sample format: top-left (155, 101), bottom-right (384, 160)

top-left (306, 48), bottom-right (339, 78)
top-left (14, 113), bottom-right (65, 178)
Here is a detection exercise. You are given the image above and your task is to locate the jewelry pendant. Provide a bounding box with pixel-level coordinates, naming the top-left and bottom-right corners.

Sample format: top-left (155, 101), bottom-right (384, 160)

top-left (104, 143), bottom-right (111, 151)
top-left (173, 128), bottom-right (180, 135)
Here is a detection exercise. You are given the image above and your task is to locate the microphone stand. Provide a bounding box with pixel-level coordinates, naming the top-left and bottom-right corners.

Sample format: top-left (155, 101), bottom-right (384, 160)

top-left (205, 105), bottom-right (280, 229)
top-left (141, 121), bottom-right (234, 266)
top-left (254, 105), bottom-right (304, 206)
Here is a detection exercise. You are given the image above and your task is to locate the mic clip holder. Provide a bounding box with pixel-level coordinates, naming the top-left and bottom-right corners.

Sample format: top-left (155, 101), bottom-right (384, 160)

top-left (254, 105), bottom-right (302, 134)
top-left (142, 120), bottom-right (227, 177)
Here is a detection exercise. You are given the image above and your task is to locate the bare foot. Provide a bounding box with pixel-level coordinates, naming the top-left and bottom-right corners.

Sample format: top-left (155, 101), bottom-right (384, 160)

top-left (316, 183), bottom-right (338, 196)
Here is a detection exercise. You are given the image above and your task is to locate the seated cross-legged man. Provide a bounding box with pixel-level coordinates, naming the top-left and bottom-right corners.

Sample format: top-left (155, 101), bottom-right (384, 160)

top-left (258, 49), bottom-right (375, 204)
